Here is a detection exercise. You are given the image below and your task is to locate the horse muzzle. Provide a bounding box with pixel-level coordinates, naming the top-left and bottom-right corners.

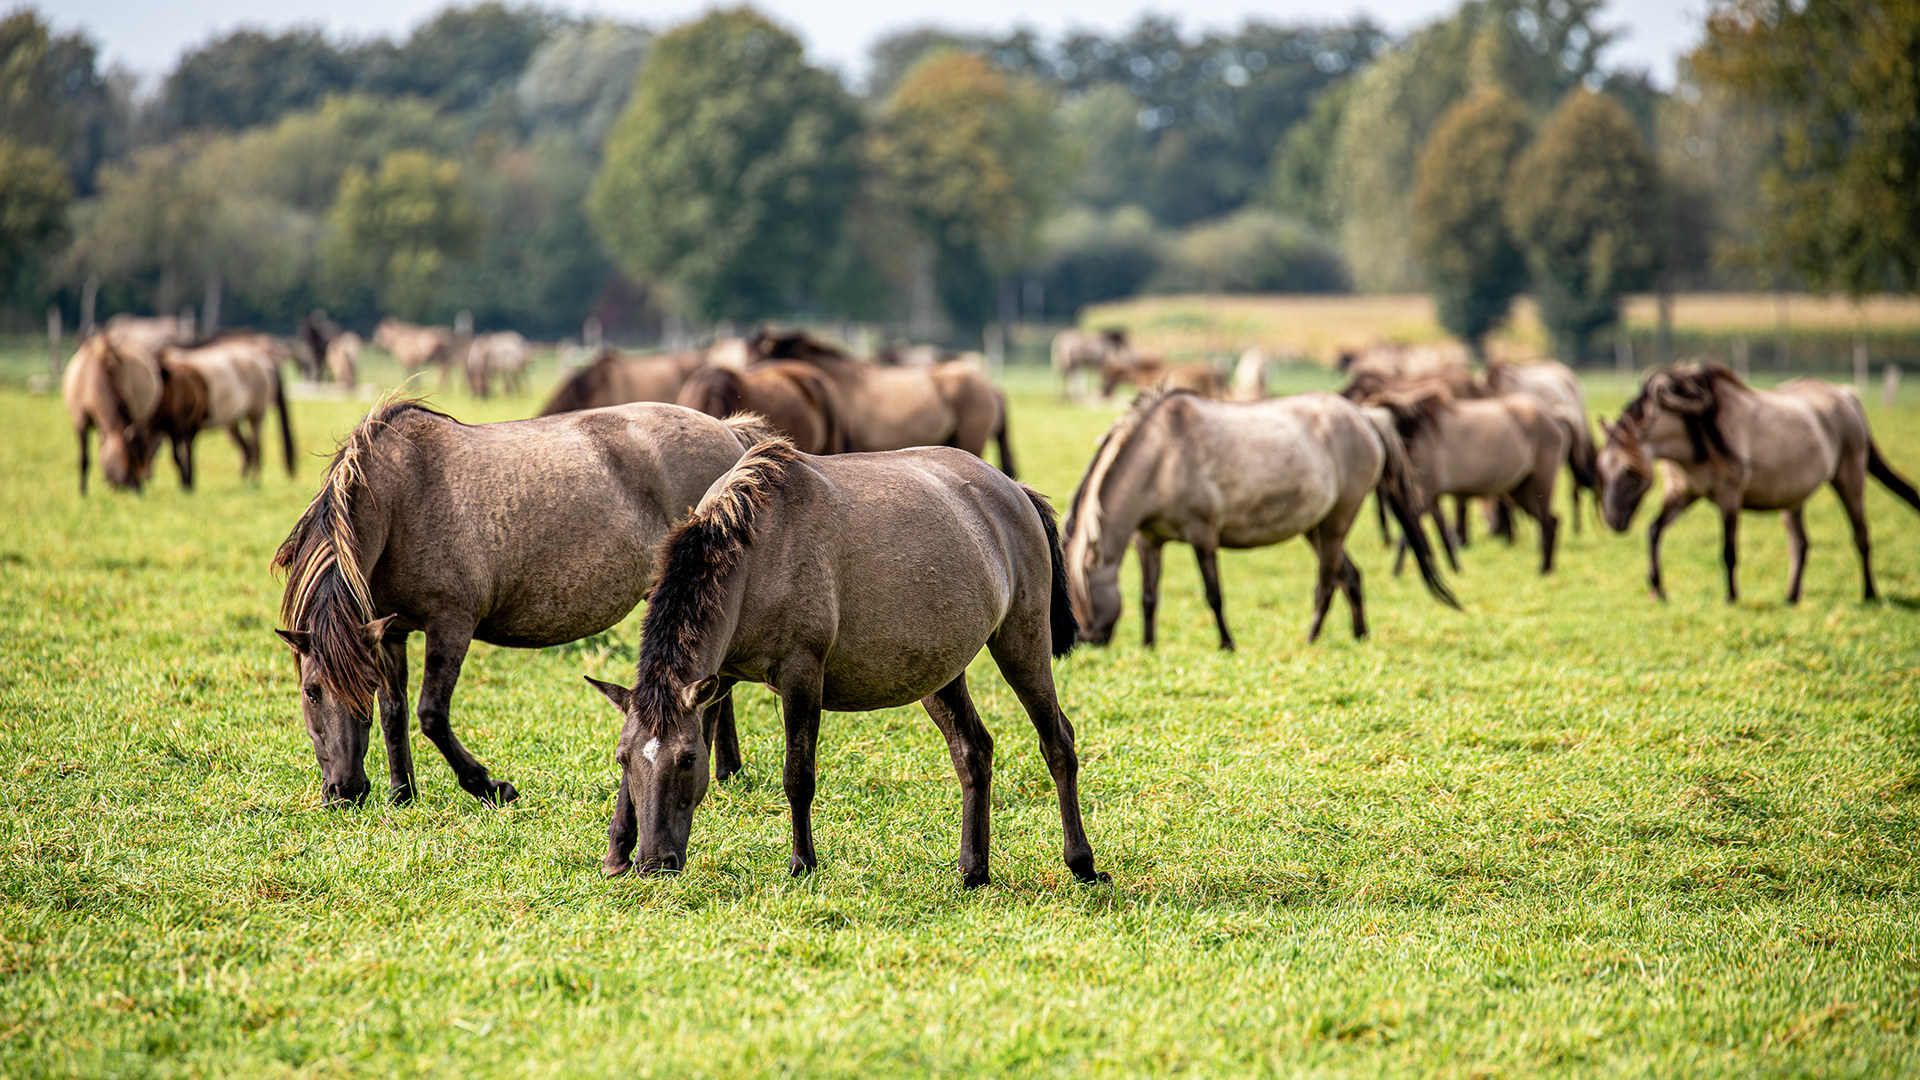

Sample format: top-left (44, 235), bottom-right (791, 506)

top-left (322, 777), bottom-right (372, 806)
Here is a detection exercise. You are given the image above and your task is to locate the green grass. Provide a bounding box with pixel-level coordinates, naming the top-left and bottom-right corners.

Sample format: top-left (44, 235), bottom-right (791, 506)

top-left (3, 355), bottom-right (1919, 1077)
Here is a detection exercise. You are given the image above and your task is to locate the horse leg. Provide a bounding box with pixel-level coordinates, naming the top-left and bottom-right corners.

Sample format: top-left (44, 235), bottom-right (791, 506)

top-left (172, 432), bottom-right (194, 490)
top-left (1833, 469), bottom-right (1876, 600)
top-left (986, 633), bottom-right (1105, 884)
top-left (1522, 481), bottom-right (1558, 574)
top-left (1342, 553), bottom-right (1367, 639)
top-left (921, 673), bottom-right (995, 888)
top-left (1306, 526), bottom-right (1342, 644)
top-left (1433, 498), bottom-right (1461, 573)
top-left (1135, 535), bottom-right (1164, 648)
top-left (778, 677), bottom-right (824, 876)
top-left (1782, 506), bottom-right (1809, 605)
top-left (76, 425), bottom-right (89, 494)
top-left (1452, 496), bottom-right (1470, 549)
top-left (378, 630), bottom-right (417, 804)
top-left (1646, 491), bottom-right (1698, 601)
top-left (415, 619), bottom-right (517, 803)
top-left (705, 691), bottom-right (742, 781)
top-left (225, 424), bottom-right (252, 481)
top-left (1720, 501), bottom-right (1741, 603)
top-left (1194, 543), bottom-right (1235, 651)
top-left (1376, 490), bottom-right (1391, 546)
top-left (605, 772), bottom-right (636, 877)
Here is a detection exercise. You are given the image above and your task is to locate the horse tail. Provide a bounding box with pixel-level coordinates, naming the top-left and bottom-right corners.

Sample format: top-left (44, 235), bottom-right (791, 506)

top-left (273, 361), bottom-right (296, 476)
top-left (1868, 439), bottom-right (1920, 514)
top-left (1021, 484), bottom-right (1078, 658)
top-left (1363, 408), bottom-right (1460, 611)
top-left (680, 366), bottom-right (744, 419)
top-left (803, 369), bottom-right (855, 454)
top-left (994, 390), bottom-right (1017, 479)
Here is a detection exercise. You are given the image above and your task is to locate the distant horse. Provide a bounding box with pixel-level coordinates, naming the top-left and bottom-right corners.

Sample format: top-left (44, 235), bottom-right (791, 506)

top-left (1230, 348), bottom-right (1272, 401)
top-left (159, 337), bottom-right (295, 482)
top-left (138, 356), bottom-right (212, 489)
top-left (1101, 357), bottom-right (1226, 399)
top-left (273, 401), bottom-right (773, 806)
top-left (1337, 341), bottom-right (1473, 382)
top-left (63, 333), bottom-right (162, 493)
top-left (101, 314), bottom-right (192, 359)
top-left (1598, 362), bottom-right (1920, 603)
top-left (466, 331), bottom-right (530, 398)
top-left (373, 318), bottom-right (455, 384)
top-left (1484, 357), bottom-right (1597, 534)
top-left (298, 309), bottom-right (342, 381)
top-left (676, 362), bottom-right (853, 455)
top-left (1064, 389), bottom-right (1457, 649)
top-left (539, 346), bottom-right (709, 415)
top-left (1052, 327), bottom-right (1131, 398)
top-left (751, 329), bottom-right (1015, 476)
top-left (584, 439), bottom-right (1106, 888)
top-left (326, 332), bottom-right (362, 388)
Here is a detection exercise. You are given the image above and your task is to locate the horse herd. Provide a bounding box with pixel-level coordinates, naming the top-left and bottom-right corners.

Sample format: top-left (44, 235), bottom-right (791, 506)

top-left (53, 315), bottom-right (1920, 887)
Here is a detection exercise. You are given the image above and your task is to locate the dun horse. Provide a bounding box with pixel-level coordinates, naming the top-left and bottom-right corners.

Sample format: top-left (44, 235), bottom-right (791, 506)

top-left (1598, 362), bottom-right (1920, 603)
top-left (63, 332), bottom-right (162, 492)
top-left (586, 439), bottom-right (1104, 888)
top-left (373, 318), bottom-right (455, 384)
top-left (676, 363), bottom-right (853, 455)
top-left (1064, 389), bottom-right (1458, 648)
top-left (158, 336), bottom-right (295, 482)
top-left (1052, 327), bottom-right (1131, 398)
top-left (466, 331), bottom-right (530, 398)
top-left (139, 357), bottom-right (211, 488)
top-left (540, 346), bottom-right (709, 415)
top-left (273, 400), bottom-right (772, 806)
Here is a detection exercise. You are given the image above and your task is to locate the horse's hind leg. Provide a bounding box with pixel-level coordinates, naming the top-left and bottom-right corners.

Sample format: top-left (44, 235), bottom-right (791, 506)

top-left (415, 619), bottom-right (517, 803)
top-left (1193, 543), bottom-right (1235, 650)
top-left (1305, 525), bottom-right (1343, 643)
top-left (986, 633), bottom-right (1106, 885)
top-left (921, 673), bottom-right (995, 888)
top-left (1719, 501), bottom-right (1741, 602)
top-left (1342, 554), bottom-right (1366, 638)
top-left (1833, 467), bottom-right (1877, 600)
top-left (1135, 535), bottom-right (1164, 648)
top-left (1452, 496), bottom-right (1471, 549)
top-left (378, 630), bottom-right (418, 804)
top-left (1783, 506), bottom-right (1809, 605)
top-left (76, 425), bottom-right (89, 494)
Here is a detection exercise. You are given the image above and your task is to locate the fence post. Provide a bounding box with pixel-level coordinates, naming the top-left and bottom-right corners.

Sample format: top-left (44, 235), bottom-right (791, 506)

top-left (46, 305), bottom-right (62, 377)
top-left (1732, 335), bottom-right (1749, 382)
top-left (1884, 363), bottom-right (1901, 409)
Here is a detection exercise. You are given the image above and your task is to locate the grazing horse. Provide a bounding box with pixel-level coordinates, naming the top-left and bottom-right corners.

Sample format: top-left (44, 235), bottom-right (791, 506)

top-left (298, 309), bottom-right (343, 381)
top-left (1052, 327), bottom-right (1131, 398)
top-left (159, 337), bottom-right (295, 482)
top-left (63, 333), bottom-right (162, 493)
top-left (1484, 357), bottom-right (1597, 534)
top-left (751, 330), bottom-right (1016, 476)
top-left (585, 439), bottom-right (1105, 888)
top-left (273, 400), bottom-right (773, 806)
top-left (1101, 357), bottom-right (1226, 400)
top-left (539, 346), bottom-right (708, 415)
top-left (466, 331), bottom-right (530, 398)
top-left (139, 357), bottom-right (212, 489)
top-left (1064, 389), bottom-right (1458, 649)
top-left (1597, 362), bottom-right (1920, 603)
top-left (326, 332), bottom-right (362, 388)
top-left (676, 363), bottom-right (853, 455)
top-left (373, 318), bottom-right (455, 383)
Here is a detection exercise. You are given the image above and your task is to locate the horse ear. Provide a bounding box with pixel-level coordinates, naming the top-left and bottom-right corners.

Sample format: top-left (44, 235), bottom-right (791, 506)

top-left (361, 614), bottom-right (398, 646)
top-left (275, 629), bottom-right (311, 654)
top-left (584, 676), bottom-right (632, 712)
top-left (679, 676), bottom-right (722, 713)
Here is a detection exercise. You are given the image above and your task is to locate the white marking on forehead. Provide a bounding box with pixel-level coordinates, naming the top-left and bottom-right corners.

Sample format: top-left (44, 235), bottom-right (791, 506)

top-left (642, 737), bottom-right (660, 764)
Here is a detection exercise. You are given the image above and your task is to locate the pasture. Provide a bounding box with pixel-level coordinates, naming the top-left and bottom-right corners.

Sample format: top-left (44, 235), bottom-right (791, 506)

top-left (3, 350), bottom-right (1919, 1077)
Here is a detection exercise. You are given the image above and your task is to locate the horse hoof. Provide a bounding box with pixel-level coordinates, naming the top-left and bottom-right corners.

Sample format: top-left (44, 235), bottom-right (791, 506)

top-left (487, 780), bottom-right (519, 805)
top-left (389, 786), bottom-right (416, 806)
top-left (789, 856), bottom-right (816, 878)
top-left (961, 869), bottom-right (991, 889)
top-left (1068, 856), bottom-right (1109, 884)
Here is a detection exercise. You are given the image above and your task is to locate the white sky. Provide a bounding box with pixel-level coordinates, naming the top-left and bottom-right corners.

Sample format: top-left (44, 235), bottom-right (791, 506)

top-left (39, 0), bottom-right (1707, 91)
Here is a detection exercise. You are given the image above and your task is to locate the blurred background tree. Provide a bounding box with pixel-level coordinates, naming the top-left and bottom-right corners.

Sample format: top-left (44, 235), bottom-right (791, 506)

top-left (323, 150), bottom-right (481, 320)
top-left (1413, 87), bottom-right (1532, 355)
top-left (0, 139), bottom-right (70, 305)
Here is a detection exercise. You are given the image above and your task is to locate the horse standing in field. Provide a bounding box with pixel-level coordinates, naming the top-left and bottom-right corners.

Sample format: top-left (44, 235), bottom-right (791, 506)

top-left (63, 332), bottom-right (163, 493)
top-left (1052, 327), bottom-right (1132, 398)
top-left (326, 332), bottom-right (362, 388)
top-left (584, 439), bottom-right (1105, 888)
top-left (750, 329), bottom-right (1016, 476)
top-left (274, 400), bottom-right (773, 806)
top-left (298, 310), bottom-right (343, 381)
top-left (1597, 363), bottom-right (1920, 603)
top-left (373, 318), bottom-right (455, 384)
top-left (676, 363), bottom-right (853, 455)
top-left (1064, 389), bottom-right (1458, 649)
top-left (138, 357), bottom-right (212, 489)
top-left (539, 346), bottom-right (709, 415)
top-left (158, 336), bottom-right (295, 482)
top-left (466, 331), bottom-right (530, 398)
top-left (1483, 357), bottom-right (1597, 534)
top-left (1101, 356), bottom-right (1227, 400)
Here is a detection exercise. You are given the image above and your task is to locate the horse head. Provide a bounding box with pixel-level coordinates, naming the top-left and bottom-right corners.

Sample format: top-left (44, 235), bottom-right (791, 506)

top-left (588, 674), bottom-right (721, 876)
top-left (276, 614), bottom-right (395, 806)
top-left (1596, 410), bottom-right (1654, 532)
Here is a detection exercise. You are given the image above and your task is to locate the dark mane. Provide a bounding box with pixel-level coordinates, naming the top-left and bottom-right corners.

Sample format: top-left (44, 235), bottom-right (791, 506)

top-left (748, 328), bottom-right (849, 363)
top-left (630, 437), bottom-right (802, 733)
top-left (540, 347), bottom-right (620, 416)
top-left (1629, 361), bottom-right (1741, 468)
top-left (680, 366), bottom-right (747, 419)
top-left (273, 398), bottom-right (444, 708)
top-left (1349, 379), bottom-right (1455, 441)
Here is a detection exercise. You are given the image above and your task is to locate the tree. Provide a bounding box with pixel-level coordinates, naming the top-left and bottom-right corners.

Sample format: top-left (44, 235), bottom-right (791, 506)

top-left (156, 29), bottom-right (359, 134)
top-left (1149, 209), bottom-right (1347, 294)
top-left (324, 151), bottom-right (480, 319)
top-left (588, 9), bottom-right (861, 322)
top-left (1266, 82), bottom-right (1351, 231)
top-left (1413, 87), bottom-right (1532, 354)
top-left (517, 21), bottom-right (650, 153)
top-left (1, 11), bottom-right (124, 195)
top-left (869, 50), bottom-right (1061, 340)
top-left (1505, 90), bottom-right (1661, 360)
top-left (1692, 0), bottom-right (1920, 296)
top-left (358, 3), bottom-right (561, 114)
top-left (0, 138), bottom-right (70, 299)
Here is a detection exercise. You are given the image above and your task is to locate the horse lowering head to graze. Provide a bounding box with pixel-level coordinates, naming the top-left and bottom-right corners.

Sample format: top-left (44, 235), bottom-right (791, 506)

top-left (1064, 389), bottom-right (1457, 649)
top-left (586, 439), bottom-right (1104, 887)
top-left (676, 362), bottom-right (853, 454)
top-left (1051, 328), bottom-right (1133, 398)
top-left (1598, 362), bottom-right (1920, 603)
top-left (63, 333), bottom-right (163, 493)
top-left (274, 400), bottom-right (774, 806)
top-left (466, 331), bottom-right (530, 398)
top-left (539, 346), bottom-right (709, 415)
top-left (1485, 357), bottom-right (1597, 525)
top-left (136, 356), bottom-right (212, 489)
top-left (159, 338), bottom-right (295, 483)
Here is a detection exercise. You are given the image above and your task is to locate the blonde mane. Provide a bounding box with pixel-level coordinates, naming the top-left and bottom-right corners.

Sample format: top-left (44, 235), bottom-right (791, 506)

top-left (1063, 387), bottom-right (1183, 599)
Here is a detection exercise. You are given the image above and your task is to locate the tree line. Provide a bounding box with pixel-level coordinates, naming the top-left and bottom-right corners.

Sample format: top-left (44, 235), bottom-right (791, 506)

top-left (0, 1), bottom-right (1912, 359)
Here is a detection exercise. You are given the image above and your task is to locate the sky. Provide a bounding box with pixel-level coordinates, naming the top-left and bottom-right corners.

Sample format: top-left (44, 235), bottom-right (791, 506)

top-left (41, 0), bottom-right (1709, 91)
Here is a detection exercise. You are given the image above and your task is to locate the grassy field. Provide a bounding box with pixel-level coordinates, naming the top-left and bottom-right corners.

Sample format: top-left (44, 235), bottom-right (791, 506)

top-left (4, 352), bottom-right (1920, 1077)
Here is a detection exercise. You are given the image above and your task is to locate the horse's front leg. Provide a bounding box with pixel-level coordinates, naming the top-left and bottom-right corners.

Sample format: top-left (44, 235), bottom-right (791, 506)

top-left (1451, 496), bottom-right (1471, 549)
top-left (378, 630), bottom-right (417, 804)
top-left (1782, 506), bottom-right (1809, 605)
top-left (605, 771), bottom-right (636, 877)
top-left (1134, 535), bottom-right (1164, 648)
top-left (172, 432), bottom-right (195, 491)
top-left (922, 673), bottom-right (994, 887)
top-left (1720, 501), bottom-right (1741, 603)
top-left (416, 617), bottom-right (517, 803)
top-left (76, 425), bottom-right (90, 494)
top-left (1646, 491), bottom-right (1698, 601)
top-left (704, 690), bottom-right (742, 781)
top-left (1193, 542), bottom-right (1235, 651)
top-left (778, 676), bottom-right (824, 876)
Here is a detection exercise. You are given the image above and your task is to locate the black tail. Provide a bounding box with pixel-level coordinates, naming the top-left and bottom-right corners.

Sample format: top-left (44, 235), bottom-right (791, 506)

top-left (1868, 440), bottom-right (1920, 513)
top-left (1364, 412), bottom-right (1460, 610)
top-left (273, 365), bottom-right (296, 476)
top-left (1023, 485), bottom-right (1077, 657)
top-left (995, 392), bottom-right (1018, 478)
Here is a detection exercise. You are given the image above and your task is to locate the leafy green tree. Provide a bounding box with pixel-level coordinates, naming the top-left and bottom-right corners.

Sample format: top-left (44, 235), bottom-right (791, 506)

top-left (517, 21), bottom-right (649, 153)
top-left (358, 3), bottom-right (560, 114)
top-left (1028, 204), bottom-right (1167, 320)
top-left (62, 140), bottom-right (222, 315)
top-left (156, 29), bottom-right (359, 134)
top-left (1149, 209), bottom-right (1347, 294)
top-left (443, 139), bottom-right (614, 336)
top-left (1692, 0), bottom-right (1920, 296)
top-left (1, 11), bottom-right (123, 195)
top-left (1413, 87), bottom-right (1532, 354)
top-left (588, 9), bottom-right (861, 322)
top-left (1266, 82), bottom-right (1351, 231)
top-left (324, 150), bottom-right (481, 319)
top-left (1505, 90), bottom-right (1661, 360)
top-left (869, 50), bottom-right (1061, 339)
top-left (0, 137), bottom-right (71, 299)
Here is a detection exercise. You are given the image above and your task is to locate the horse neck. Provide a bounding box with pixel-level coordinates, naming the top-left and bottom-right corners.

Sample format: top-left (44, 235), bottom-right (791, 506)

top-left (1073, 427), bottom-right (1162, 573)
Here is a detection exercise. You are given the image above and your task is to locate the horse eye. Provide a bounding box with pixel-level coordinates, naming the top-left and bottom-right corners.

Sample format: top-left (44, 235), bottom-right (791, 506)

top-left (304, 686), bottom-right (323, 704)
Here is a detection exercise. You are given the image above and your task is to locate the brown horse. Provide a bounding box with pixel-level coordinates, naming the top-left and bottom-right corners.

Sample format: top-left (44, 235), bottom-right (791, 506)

top-left (585, 439), bottom-right (1104, 888)
top-left (273, 400), bottom-right (773, 806)
top-left (539, 346), bottom-right (709, 416)
top-left (373, 317), bottom-right (455, 383)
top-left (1483, 357), bottom-right (1597, 534)
top-left (1598, 362), bottom-right (1920, 603)
top-left (1052, 327), bottom-right (1132, 398)
top-left (1064, 389), bottom-right (1457, 649)
top-left (750, 330), bottom-right (1015, 476)
top-left (63, 332), bottom-right (163, 493)
top-left (466, 331), bottom-right (530, 398)
top-left (159, 336), bottom-right (295, 482)
top-left (1101, 357), bottom-right (1226, 399)
top-left (326, 332), bottom-right (362, 388)
top-left (138, 357), bottom-right (212, 489)
top-left (676, 362), bottom-right (853, 455)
